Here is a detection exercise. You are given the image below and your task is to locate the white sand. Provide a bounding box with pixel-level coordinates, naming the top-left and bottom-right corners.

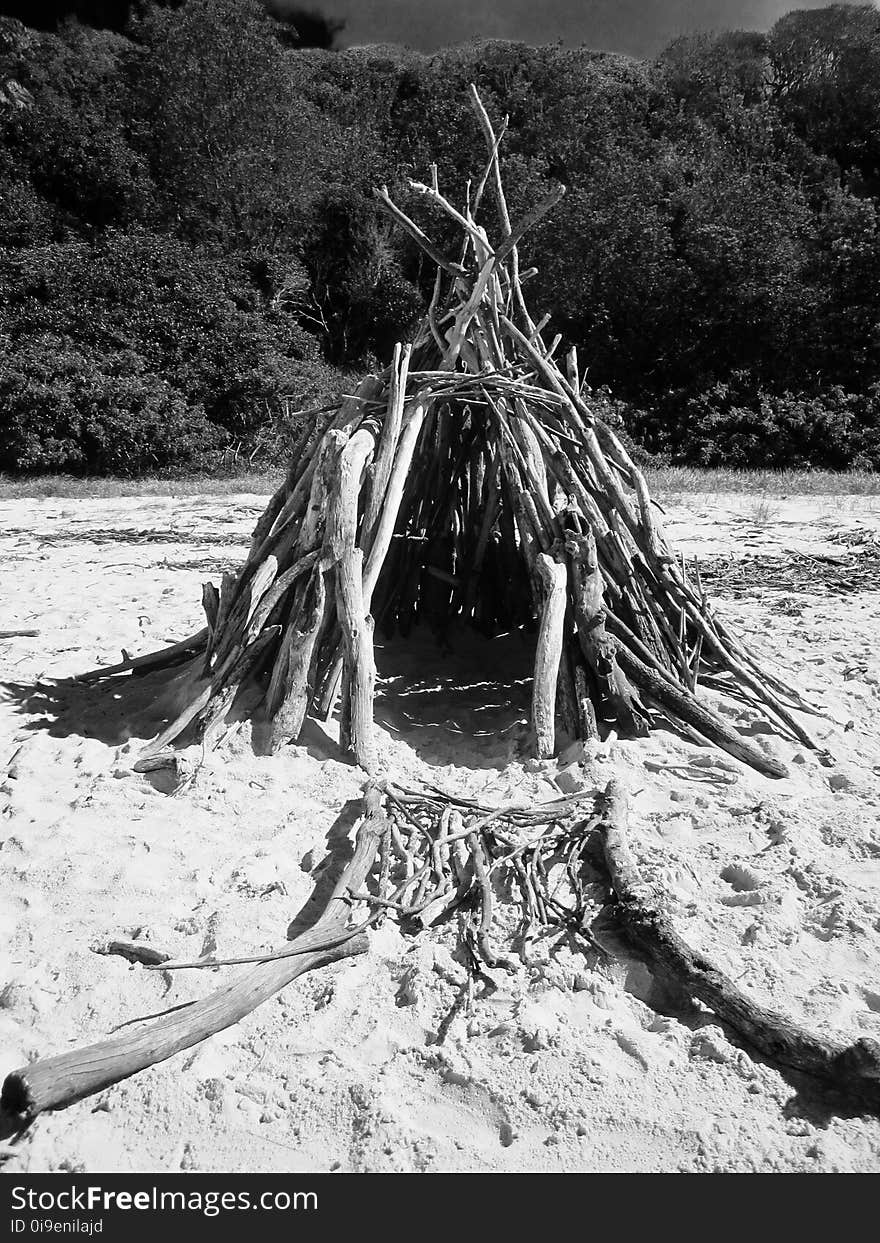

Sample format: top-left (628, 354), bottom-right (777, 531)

top-left (1, 491), bottom-right (879, 1173)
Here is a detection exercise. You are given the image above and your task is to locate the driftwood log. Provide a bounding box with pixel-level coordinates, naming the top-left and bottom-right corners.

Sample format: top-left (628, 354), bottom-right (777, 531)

top-left (1, 785), bottom-right (388, 1120)
top-left (597, 780), bottom-right (880, 1106)
top-left (73, 85), bottom-right (816, 781)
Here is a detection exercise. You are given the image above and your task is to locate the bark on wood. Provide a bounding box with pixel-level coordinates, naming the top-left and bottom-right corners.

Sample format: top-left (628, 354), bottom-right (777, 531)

top-left (573, 658), bottom-right (600, 741)
top-left (532, 553), bottom-right (567, 758)
top-left (336, 549), bottom-right (377, 774)
top-left (266, 570), bottom-right (328, 753)
top-left (362, 343), bottom-right (411, 551)
top-left (567, 528), bottom-right (650, 738)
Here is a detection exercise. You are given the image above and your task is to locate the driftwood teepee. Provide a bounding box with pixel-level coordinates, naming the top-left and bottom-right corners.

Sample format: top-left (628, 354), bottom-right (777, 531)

top-left (83, 86), bottom-right (815, 780)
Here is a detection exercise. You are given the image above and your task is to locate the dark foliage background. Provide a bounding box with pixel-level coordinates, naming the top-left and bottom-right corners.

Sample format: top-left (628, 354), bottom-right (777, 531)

top-left (1, 1), bottom-right (879, 474)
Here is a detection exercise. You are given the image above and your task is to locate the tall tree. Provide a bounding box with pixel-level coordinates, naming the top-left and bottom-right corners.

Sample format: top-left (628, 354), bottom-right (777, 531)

top-left (129, 0), bottom-right (322, 249)
top-left (769, 4), bottom-right (880, 187)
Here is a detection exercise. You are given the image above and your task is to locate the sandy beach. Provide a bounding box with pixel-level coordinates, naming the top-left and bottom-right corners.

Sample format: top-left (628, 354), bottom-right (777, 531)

top-left (2, 489), bottom-right (880, 1173)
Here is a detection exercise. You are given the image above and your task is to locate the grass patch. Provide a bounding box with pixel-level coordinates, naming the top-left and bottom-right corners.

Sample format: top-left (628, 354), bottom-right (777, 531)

top-left (0, 471), bottom-right (284, 500)
top-left (744, 496), bottom-right (781, 527)
top-left (646, 465), bottom-right (880, 499)
top-left (2, 465), bottom-right (879, 502)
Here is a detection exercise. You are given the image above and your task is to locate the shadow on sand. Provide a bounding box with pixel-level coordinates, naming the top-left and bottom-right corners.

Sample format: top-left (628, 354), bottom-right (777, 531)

top-left (0, 664), bottom-right (194, 749)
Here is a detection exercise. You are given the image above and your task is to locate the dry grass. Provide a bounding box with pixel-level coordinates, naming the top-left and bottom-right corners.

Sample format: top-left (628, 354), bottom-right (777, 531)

top-left (0, 471), bottom-right (284, 500)
top-left (745, 496), bottom-right (781, 526)
top-left (2, 464), bottom-right (879, 502)
top-left (646, 465), bottom-right (880, 499)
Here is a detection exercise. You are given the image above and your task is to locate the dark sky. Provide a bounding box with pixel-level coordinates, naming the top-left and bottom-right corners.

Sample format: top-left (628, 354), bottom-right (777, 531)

top-left (302, 0), bottom-right (866, 56)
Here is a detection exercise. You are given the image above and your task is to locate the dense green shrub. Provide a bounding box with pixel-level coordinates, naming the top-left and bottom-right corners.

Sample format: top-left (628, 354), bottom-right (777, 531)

top-left (681, 377), bottom-right (880, 470)
top-left (0, 230), bottom-right (344, 472)
top-left (0, 21), bottom-right (155, 236)
top-left (0, 338), bottom-right (220, 473)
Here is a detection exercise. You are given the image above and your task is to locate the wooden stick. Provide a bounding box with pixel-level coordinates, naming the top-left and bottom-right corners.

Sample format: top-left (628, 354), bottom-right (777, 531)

top-left (463, 452), bottom-right (500, 617)
top-left (150, 915), bottom-right (371, 971)
top-left (472, 116), bottom-right (509, 216)
top-left (467, 85), bottom-right (536, 331)
top-left (323, 425), bottom-right (377, 568)
top-left (566, 528), bottom-right (649, 737)
top-left (76, 628), bottom-right (209, 683)
top-left (266, 570), bottom-right (328, 753)
top-left (462, 833), bottom-right (497, 968)
top-left (212, 555), bottom-right (278, 667)
top-left (245, 551), bottom-right (319, 640)
top-left (495, 185), bottom-right (566, 264)
top-left (373, 186), bottom-right (465, 276)
top-left (615, 644), bottom-right (789, 779)
top-left (573, 658), bottom-right (600, 740)
top-left (408, 179), bottom-right (493, 257)
top-left (196, 625), bottom-right (282, 751)
top-left (362, 397), bottom-right (430, 610)
top-left (336, 549), bottom-right (377, 774)
top-left (532, 553), bottom-right (567, 759)
top-left (362, 343), bottom-right (411, 550)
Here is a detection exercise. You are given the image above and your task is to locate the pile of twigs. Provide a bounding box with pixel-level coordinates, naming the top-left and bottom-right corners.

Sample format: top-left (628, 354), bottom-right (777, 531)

top-left (78, 85), bottom-right (815, 779)
top-left (700, 549), bottom-right (880, 598)
top-left (361, 781), bottom-right (602, 973)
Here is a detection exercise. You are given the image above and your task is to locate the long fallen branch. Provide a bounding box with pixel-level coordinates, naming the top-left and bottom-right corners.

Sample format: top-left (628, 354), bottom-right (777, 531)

top-left (597, 780), bottom-right (880, 1106)
top-left (0, 785), bottom-right (387, 1121)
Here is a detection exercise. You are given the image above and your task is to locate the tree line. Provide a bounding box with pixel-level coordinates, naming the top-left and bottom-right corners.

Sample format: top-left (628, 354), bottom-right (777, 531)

top-left (1, 0), bottom-right (879, 474)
